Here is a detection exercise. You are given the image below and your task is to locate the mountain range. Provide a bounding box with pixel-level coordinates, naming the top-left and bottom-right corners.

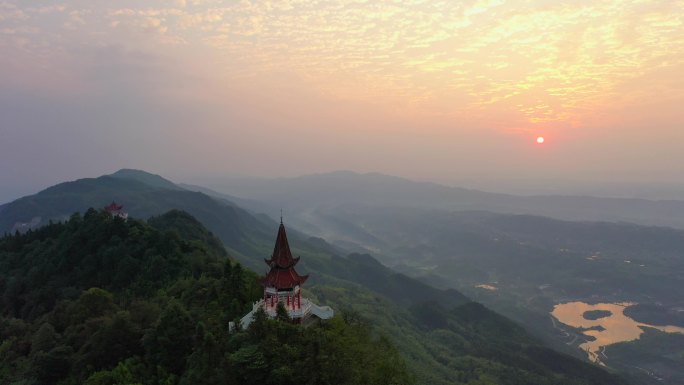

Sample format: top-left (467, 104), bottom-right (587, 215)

top-left (188, 171), bottom-right (684, 230)
top-left (0, 169), bottom-right (629, 385)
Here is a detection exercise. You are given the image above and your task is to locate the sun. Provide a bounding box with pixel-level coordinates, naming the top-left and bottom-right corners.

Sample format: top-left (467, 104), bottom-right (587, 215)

top-left (536, 136), bottom-right (545, 144)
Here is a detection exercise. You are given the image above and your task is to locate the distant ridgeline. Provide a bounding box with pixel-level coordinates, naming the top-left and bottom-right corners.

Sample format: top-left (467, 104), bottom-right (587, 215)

top-left (0, 209), bottom-right (411, 385)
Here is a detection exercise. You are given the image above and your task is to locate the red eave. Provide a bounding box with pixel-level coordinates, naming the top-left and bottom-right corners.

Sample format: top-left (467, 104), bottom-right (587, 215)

top-left (262, 267), bottom-right (309, 289)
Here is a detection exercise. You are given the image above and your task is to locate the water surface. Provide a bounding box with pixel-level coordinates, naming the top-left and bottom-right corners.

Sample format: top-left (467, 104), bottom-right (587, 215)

top-left (551, 302), bottom-right (684, 364)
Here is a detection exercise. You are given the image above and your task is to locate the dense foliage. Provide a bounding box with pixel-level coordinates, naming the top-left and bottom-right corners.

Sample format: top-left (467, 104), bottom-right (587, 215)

top-left (0, 210), bottom-right (412, 385)
top-left (314, 285), bottom-right (627, 385)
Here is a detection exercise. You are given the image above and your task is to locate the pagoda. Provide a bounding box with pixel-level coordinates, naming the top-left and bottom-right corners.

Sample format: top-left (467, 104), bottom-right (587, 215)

top-left (104, 201), bottom-right (128, 219)
top-left (232, 219), bottom-right (333, 329)
top-left (262, 220), bottom-right (309, 310)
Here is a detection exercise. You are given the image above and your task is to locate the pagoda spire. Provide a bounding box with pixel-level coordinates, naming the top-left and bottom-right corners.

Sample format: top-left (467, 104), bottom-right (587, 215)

top-left (262, 221), bottom-right (308, 288)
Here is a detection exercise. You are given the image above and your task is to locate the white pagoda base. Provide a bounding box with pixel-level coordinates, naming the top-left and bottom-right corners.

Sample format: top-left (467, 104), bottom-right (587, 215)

top-left (230, 297), bottom-right (334, 330)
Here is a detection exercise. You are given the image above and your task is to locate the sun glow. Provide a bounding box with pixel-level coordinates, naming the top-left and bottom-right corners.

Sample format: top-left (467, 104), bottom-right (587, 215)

top-left (537, 136), bottom-right (545, 144)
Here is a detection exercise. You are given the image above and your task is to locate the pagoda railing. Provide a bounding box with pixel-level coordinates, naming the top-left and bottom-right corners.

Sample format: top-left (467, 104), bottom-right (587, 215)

top-left (263, 298), bottom-right (312, 318)
top-left (231, 297), bottom-right (331, 331)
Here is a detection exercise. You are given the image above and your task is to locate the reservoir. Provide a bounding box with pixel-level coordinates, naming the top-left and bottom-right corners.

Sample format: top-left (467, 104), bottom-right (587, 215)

top-left (551, 302), bottom-right (684, 365)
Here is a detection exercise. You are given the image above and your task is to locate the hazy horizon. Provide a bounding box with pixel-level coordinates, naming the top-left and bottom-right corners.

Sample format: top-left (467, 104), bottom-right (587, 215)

top-left (2, 0), bottom-right (683, 203)
top-left (6, 167), bottom-right (684, 205)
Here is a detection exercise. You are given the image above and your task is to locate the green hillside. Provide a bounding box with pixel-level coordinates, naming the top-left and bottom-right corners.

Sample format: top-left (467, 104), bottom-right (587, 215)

top-left (0, 210), bottom-right (411, 385)
top-left (0, 174), bottom-right (273, 262)
top-left (0, 171), bottom-right (630, 384)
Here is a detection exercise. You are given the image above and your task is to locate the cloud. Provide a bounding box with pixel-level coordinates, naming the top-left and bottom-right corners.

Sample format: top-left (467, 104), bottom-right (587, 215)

top-left (1, 0), bottom-right (684, 202)
top-left (27, 5), bottom-right (67, 14)
top-left (2, 0), bottom-right (683, 130)
top-left (0, 1), bottom-right (28, 21)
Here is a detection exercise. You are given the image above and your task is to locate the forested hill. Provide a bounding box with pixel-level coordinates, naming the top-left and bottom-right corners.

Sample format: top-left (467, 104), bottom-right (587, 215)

top-left (0, 209), bottom-right (629, 385)
top-left (0, 210), bottom-right (412, 385)
top-left (0, 171), bottom-right (273, 261)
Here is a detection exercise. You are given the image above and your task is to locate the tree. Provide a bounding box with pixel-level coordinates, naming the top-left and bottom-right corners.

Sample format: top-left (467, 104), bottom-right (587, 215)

top-left (30, 322), bottom-right (57, 355)
top-left (248, 306), bottom-right (268, 340)
top-left (229, 263), bottom-right (244, 300)
top-left (180, 323), bottom-right (226, 385)
top-left (83, 358), bottom-right (145, 385)
top-left (143, 300), bottom-right (194, 375)
top-left (78, 311), bottom-right (143, 370)
top-left (223, 259), bottom-right (233, 280)
top-left (229, 344), bottom-right (267, 385)
top-left (32, 345), bottom-right (72, 385)
top-left (71, 288), bottom-right (117, 323)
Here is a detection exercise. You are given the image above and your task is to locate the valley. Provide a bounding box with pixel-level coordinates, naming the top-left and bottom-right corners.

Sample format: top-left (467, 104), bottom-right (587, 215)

top-left (200, 172), bottom-right (684, 385)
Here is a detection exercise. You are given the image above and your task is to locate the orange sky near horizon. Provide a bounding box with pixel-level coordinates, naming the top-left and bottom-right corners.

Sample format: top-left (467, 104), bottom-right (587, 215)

top-left (1, 0), bottom-right (683, 196)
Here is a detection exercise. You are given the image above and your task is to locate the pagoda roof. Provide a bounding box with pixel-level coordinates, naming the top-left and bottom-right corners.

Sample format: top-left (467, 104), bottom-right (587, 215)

top-left (265, 223), bottom-right (299, 269)
top-left (262, 222), bottom-right (308, 289)
top-left (104, 201), bottom-right (123, 212)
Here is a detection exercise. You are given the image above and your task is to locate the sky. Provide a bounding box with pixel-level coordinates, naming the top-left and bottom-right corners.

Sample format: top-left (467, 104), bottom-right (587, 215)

top-left (1, 0), bottom-right (683, 202)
